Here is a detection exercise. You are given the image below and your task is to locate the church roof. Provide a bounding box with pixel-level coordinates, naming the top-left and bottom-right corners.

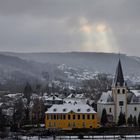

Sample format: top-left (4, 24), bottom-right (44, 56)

top-left (129, 90), bottom-right (140, 103)
top-left (113, 59), bottom-right (124, 87)
top-left (98, 91), bottom-right (114, 104)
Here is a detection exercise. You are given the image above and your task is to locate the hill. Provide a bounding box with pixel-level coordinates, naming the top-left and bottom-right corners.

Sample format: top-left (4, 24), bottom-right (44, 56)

top-left (2, 52), bottom-right (140, 77)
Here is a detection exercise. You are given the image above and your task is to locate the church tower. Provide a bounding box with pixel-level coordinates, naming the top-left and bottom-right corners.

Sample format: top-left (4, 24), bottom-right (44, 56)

top-left (112, 59), bottom-right (127, 123)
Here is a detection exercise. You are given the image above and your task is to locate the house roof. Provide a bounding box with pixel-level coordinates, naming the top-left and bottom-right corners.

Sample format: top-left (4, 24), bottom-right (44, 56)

top-left (45, 95), bottom-right (62, 101)
top-left (45, 103), bottom-right (96, 114)
top-left (67, 93), bottom-right (75, 98)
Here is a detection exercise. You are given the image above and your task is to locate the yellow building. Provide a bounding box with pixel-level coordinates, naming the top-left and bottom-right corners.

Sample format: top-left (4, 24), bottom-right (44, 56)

top-left (45, 103), bottom-right (97, 130)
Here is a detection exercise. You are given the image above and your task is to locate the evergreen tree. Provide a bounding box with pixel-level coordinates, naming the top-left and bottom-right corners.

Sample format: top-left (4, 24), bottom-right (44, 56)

top-left (101, 108), bottom-right (108, 126)
top-left (133, 116), bottom-right (137, 127)
top-left (138, 113), bottom-right (140, 127)
top-left (127, 114), bottom-right (133, 126)
top-left (12, 99), bottom-right (25, 130)
top-left (32, 98), bottom-right (45, 124)
top-left (0, 108), bottom-right (6, 132)
top-left (23, 82), bottom-right (33, 124)
top-left (118, 112), bottom-right (126, 126)
top-left (23, 82), bottom-right (32, 105)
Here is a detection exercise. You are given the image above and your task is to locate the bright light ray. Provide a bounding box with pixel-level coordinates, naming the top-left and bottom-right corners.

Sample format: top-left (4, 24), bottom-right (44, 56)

top-left (77, 17), bottom-right (118, 53)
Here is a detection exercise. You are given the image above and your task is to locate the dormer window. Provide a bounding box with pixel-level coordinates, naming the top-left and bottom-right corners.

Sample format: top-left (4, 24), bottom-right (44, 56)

top-left (87, 108), bottom-right (90, 112)
top-left (63, 108), bottom-right (66, 112)
top-left (53, 108), bottom-right (57, 112)
top-left (77, 108), bottom-right (81, 112)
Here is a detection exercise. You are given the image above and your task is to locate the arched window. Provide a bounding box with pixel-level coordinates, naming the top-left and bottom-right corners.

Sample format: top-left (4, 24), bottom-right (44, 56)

top-left (117, 89), bottom-right (120, 94)
top-left (122, 89), bottom-right (125, 94)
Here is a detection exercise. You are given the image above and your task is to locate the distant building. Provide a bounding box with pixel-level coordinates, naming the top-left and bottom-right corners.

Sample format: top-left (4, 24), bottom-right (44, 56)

top-left (44, 95), bottom-right (63, 106)
top-left (64, 93), bottom-right (87, 104)
top-left (97, 59), bottom-right (140, 124)
top-left (45, 103), bottom-right (97, 129)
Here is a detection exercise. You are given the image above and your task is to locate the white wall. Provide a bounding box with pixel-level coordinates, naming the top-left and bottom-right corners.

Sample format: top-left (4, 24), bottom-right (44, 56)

top-left (97, 103), bottom-right (115, 121)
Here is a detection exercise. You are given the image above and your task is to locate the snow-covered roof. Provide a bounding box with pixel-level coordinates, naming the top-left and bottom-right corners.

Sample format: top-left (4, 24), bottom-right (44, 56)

top-left (45, 95), bottom-right (62, 101)
top-left (0, 103), bottom-right (3, 107)
top-left (64, 97), bottom-right (87, 104)
top-left (67, 93), bottom-right (75, 98)
top-left (98, 91), bottom-right (114, 104)
top-left (128, 90), bottom-right (140, 103)
top-left (5, 93), bottom-right (23, 98)
top-left (75, 93), bottom-right (85, 99)
top-left (131, 90), bottom-right (140, 97)
top-left (46, 103), bottom-right (96, 114)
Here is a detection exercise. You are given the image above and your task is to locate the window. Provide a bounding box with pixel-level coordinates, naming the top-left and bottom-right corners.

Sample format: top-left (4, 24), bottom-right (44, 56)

top-left (51, 114), bottom-right (54, 120)
top-left (49, 122), bottom-right (51, 127)
top-left (109, 108), bottom-right (112, 113)
top-left (48, 115), bottom-right (51, 120)
top-left (119, 101), bottom-right (124, 106)
top-left (82, 114), bottom-right (85, 120)
top-left (63, 114), bottom-right (66, 120)
top-left (134, 107), bottom-right (137, 111)
top-left (63, 108), bottom-right (66, 112)
top-left (87, 114), bottom-right (90, 119)
top-left (118, 89), bottom-right (120, 94)
top-left (54, 122), bottom-right (56, 127)
top-left (53, 108), bottom-right (57, 112)
top-left (92, 114), bottom-right (94, 119)
top-left (82, 122), bottom-right (85, 128)
top-left (73, 115), bottom-right (75, 120)
top-left (122, 89), bottom-right (125, 94)
top-left (68, 122), bottom-right (70, 127)
top-left (73, 122), bottom-right (76, 127)
top-left (54, 114), bottom-right (56, 120)
top-left (77, 109), bottom-right (81, 112)
top-left (78, 114), bottom-right (80, 120)
top-left (68, 114), bottom-right (71, 120)
top-left (60, 114), bottom-right (63, 120)
top-left (87, 109), bottom-right (90, 112)
top-left (58, 114), bottom-right (61, 120)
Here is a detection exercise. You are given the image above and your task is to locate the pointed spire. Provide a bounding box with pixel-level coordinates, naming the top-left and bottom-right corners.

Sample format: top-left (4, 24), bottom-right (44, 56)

top-left (113, 59), bottom-right (124, 87)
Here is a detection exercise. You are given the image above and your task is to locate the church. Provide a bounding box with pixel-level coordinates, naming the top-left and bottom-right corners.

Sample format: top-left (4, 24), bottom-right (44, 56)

top-left (97, 59), bottom-right (140, 124)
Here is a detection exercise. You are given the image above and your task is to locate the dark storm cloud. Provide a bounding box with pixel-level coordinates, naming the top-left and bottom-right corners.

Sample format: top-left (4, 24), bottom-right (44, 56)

top-left (0, 0), bottom-right (140, 56)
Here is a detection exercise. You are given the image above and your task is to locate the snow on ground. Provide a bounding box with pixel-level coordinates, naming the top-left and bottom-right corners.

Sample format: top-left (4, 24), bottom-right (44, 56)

top-left (20, 136), bottom-right (53, 140)
top-left (19, 135), bottom-right (140, 140)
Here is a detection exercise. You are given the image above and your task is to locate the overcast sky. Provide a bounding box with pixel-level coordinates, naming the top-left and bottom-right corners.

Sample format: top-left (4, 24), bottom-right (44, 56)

top-left (0, 0), bottom-right (140, 56)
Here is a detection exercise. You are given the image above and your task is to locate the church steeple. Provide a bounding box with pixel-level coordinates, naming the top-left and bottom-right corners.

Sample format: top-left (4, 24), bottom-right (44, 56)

top-left (113, 59), bottom-right (124, 87)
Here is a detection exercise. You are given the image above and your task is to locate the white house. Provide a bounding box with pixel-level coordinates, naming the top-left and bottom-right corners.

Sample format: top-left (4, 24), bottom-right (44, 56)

top-left (97, 59), bottom-right (140, 124)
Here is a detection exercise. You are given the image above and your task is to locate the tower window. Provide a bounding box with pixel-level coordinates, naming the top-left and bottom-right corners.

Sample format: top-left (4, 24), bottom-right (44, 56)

top-left (119, 101), bottom-right (124, 106)
top-left (117, 89), bottom-right (120, 94)
top-left (122, 89), bottom-right (125, 94)
top-left (134, 107), bottom-right (137, 111)
top-left (109, 108), bottom-right (112, 113)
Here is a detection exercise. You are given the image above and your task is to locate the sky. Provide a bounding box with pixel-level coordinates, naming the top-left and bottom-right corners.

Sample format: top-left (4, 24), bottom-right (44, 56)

top-left (0, 0), bottom-right (140, 56)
